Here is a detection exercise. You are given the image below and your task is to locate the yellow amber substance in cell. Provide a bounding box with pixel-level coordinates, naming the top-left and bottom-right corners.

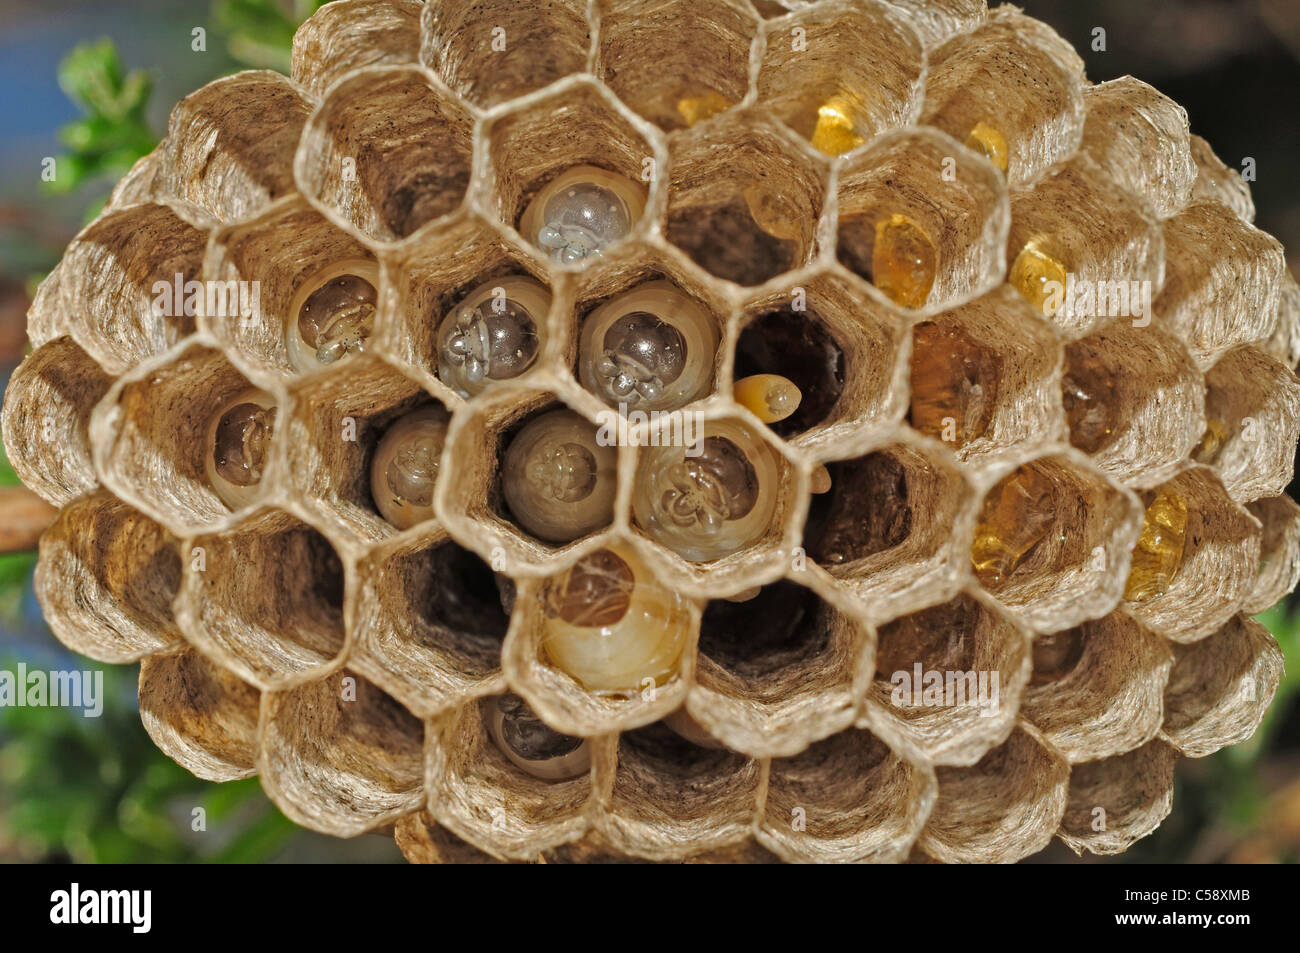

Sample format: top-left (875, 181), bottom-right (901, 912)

top-left (677, 91), bottom-right (732, 127)
top-left (1124, 490), bottom-right (1189, 602)
top-left (733, 374), bottom-right (802, 424)
top-left (965, 122), bottom-right (1009, 172)
top-left (810, 97), bottom-right (864, 156)
top-left (872, 213), bottom-right (938, 309)
top-left (1195, 418), bottom-right (1229, 463)
top-left (909, 322), bottom-right (999, 447)
top-left (971, 466), bottom-right (1057, 588)
top-left (1010, 239), bottom-right (1068, 316)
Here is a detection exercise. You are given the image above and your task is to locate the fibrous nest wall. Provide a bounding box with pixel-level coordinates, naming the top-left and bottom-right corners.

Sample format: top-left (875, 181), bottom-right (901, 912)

top-left (4, 0), bottom-right (1298, 863)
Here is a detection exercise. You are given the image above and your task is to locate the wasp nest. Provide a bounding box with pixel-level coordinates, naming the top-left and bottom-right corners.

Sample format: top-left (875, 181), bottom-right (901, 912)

top-left (5, 0), bottom-right (1298, 864)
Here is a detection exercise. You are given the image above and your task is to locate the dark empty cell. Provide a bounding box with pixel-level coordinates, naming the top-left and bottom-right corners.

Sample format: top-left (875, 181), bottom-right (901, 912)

top-left (734, 309), bottom-right (845, 436)
top-left (619, 720), bottom-right (742, 780)
top-left (804, 452), bottom-right (911, 565)
top-left (422, 543), bottom-right (512, 650)
top-left (304, 529), bottom-right (346, 613)
top-left (698, 581), bottom-right (828, 679)
top-left (666, 194), bottom-right (798, 286)
top-left (835, 214), bottom-right (879, 282)
top-left (1030, 626), bottom-right (1086, 685)
top-left (873, 599), bottom-right (978, 681)
top-left (379, 164), bottom-right (471, 238)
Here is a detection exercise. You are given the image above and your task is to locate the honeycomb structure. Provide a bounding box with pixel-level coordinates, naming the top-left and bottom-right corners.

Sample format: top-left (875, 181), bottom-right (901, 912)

top-left (5, 0), bottom-right (1299, 863)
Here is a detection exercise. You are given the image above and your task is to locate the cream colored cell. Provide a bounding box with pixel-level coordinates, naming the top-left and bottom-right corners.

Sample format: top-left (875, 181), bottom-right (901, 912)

top-left (369, 406), bottom-right (450, 530)
top-left (518, 165), bottom-right (647, 265)
top-left (204, 388), bottom-right (277, 510)
top-left (286, 258), bottom-right (380, 373)
top-left (436, 276), bottom-right (551, 397)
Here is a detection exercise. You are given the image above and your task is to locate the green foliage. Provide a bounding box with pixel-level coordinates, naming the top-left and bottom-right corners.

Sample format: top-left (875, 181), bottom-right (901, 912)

top-left (0, 662), bottom-right (300, 862)
top-left (214, 0), bottom-right (330, 71)
top-left (0, 442), bottom-right (36, 622)
top-left (46, 39), bottom-right (157, 197)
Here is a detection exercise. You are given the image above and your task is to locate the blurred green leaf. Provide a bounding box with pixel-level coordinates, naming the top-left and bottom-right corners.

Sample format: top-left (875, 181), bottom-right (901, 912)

top-left (45, 40), bottom-right (156, 196)
top-left (214, 0), bottom-right (329, 70)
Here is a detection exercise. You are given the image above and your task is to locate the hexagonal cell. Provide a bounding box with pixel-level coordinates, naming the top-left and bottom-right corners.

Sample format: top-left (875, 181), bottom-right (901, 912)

top-left (969, 453), bottom-right (1145, 632)
top-left (1056, 741), bottom-right (1177, 856)
top-left (759, 728), bottom-right (935, 863)
top-left (1161, 614), bottom-right (1282, 758)
top-left (1077, 78), bottom-right (1196, 220)
top-left (1, 337), bottom-right (111, 507)
top-left (919, 6), bottom-right (1084, 187)
top-left (203, 195), bottom-right (381, 383)
top-left (482, 78), bottom-right (661, 262)
top-left (1189, 133), bottom-right (1254, 222)
top-left (57, 201), bottom-right (211, 374)
top-left (176, 508), bottom-right (348, 691)
top-left (138, 649), bottom-right (260, 782)
top-left (1058, 320), bottom-right (1202, 489)
top-left (106, 150), bottom-right (162, 213)
top-left (665, 111), bottom-right (827, 287)
top-left (501, 563), bottom-right (701, 738)
top-left (566, 245), bottom-right (730, 414)
top-left (596, 0), bottom-right (756, 132)
top-left (292, 0), bottom-right (423, 99)
top-left (422, 0), bottom-right (589, 108)
top-left (916, 726), bottom-right (1069, 863)
top-left (803, 436), bottom-right (974, 619)
top-left (1197, 345), bottom-right (1300, 504)
top-left (1155, 203), bottom-right (1286, 370)
top-left (281, 355), bottom-right (438, 547)
top-left (437, 386), bottom-right (623, 572)
top-left (351, 533), bottom-right (511, 717)
top-left (755, 0), bottom-right (922, 155)
top-left (1121, 468), bottom-right (1260, 644)
top-left (834, 129), bottom-right (1008, 312)
top-left (154, 72), bottom-right (310, 222)
top-left (1005, 158), bottom-right (1164, 340)
top-left (383, 212), bottom-right (552, 396)
top-left (395, 810), bottom-right (511, 864)
top-left (884, 0), bottom-right (985, 48)
top-left (1243, 495), bottom-right (1300, 614)
top-left (1021, 613), bottom-right (1172, 762)
top-left (91, 344), bottom-right (285, 534)
top-left (296, 65), bottom-right (474, 243)
top-left (907, 285), bottom-right (1063, 462)
top-left (599, 720), bottom-right (761, 859)
top-left (629, 410), bottom-right (799, 587)
top-left (686, 577), bottom-right (867, 757)
top-left (735, 271), bottom-right (908, 456)
top-left (259, 669), bottom-right (424, 835)
top-left (34, 491), bottom-right (182, 664)
top-left (858, 591), bottom-right (1028, 767)
top-left (425, 694), bottom-right (596, 860)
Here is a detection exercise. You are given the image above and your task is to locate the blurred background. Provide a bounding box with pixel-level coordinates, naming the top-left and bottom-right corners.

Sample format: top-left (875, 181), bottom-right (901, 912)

top-left (0, 0), bottom-right (1297, 863)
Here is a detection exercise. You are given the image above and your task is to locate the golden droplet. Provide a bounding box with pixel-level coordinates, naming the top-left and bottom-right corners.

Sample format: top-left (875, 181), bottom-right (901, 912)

top-left (1194, 418), bottom-right (1229, 464)
top-left (810, 96), bottom-right (865, 156)
top-left (971, 466), bottom-right (1057, 588)
top-left (733, 373), bottom-right (802, 423)
top-left (677, 91), bottom-right (732, 127)
top-left (810, 464), bottom-right (831, 494)
top-left (872, 213), bottom-right (938, 309)
top-left (908, 322), bottom-right (1000, 447)
top-left (1124, 489), bottom-right (1189, 602)
top-left (1009, 238), bottom-right (1068, 316)
top-left (965, 121), bottom-right (1009, 173)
